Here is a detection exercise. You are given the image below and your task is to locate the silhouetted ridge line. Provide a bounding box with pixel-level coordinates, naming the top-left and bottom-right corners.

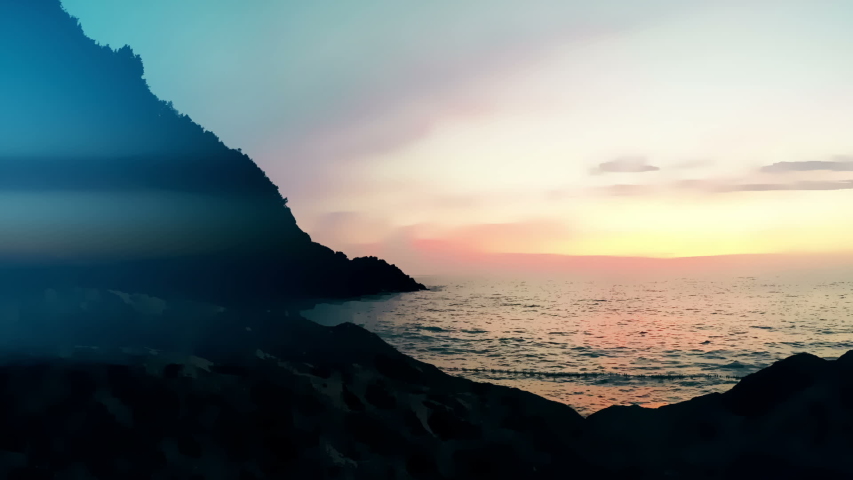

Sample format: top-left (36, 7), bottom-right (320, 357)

top-left (0, 0), bottom-right (426, 305)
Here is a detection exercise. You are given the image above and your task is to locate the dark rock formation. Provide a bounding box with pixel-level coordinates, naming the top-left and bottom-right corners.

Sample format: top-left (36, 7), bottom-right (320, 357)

top-left (0, 321), bottom-right (591, 480)
top-left (0, 288), bottom-right (850, 479)
top-left (0, 0), bottom-right (425, 307)
top-left (582, 352), bottom-right (853, 479)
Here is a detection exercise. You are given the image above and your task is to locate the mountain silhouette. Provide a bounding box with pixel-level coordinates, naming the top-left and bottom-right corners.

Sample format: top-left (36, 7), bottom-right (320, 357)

top-left (0, 0), bottom-right (425, 307)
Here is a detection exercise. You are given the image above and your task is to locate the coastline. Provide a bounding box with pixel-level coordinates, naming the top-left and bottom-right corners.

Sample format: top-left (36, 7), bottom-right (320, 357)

top-left (0, 296), bottom-right (849, 478)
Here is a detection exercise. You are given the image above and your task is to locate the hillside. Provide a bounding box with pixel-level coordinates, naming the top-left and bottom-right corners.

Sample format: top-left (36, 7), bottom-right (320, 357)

top-left (0, 0), bottom-right (424, 306)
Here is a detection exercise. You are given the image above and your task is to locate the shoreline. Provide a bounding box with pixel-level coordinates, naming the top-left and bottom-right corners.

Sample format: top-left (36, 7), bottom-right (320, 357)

top-left (0, 303), bottom-right (849, 478)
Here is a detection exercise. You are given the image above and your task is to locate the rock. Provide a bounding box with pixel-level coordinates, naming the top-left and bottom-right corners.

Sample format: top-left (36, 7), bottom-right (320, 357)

top-left (1, 300), bottom-right (852, 479)
top-left (341, 386), bottom-right (365, 412)
top-left (365, 382), bottom-right (397, 410)
top-left (721, 352), bottom-right (829, 416)
top-left (835, 350), bottom-right (853, 371)
top-left (581, 352), bottom-right (853, 479)
top-left (0, 312), bottom-right (595, 479)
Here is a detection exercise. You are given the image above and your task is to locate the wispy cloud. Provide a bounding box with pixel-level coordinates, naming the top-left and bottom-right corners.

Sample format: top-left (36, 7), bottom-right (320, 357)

top-left (672, 158), bottom-right (714, 170)
top-left (307, 211), bottom-right (392, 248)
top-left (544, 188), bottom-right (575, 201)
top-left (324, 218), bottom-right (571, 258)
top-left (260, 4), bottom-right (694, 199)
top-left (760, 156), bottom-right (853, 173)
top-left (592, 156), bottom-right (660, 174)
top-left (586, 178), bottom-right (853, 196)
top-left (595, 184), bottom-right (653, 196)
top-left (719, 180), bottom-right (853, 192)
top-left (548, 183), bottom-right (653, 200)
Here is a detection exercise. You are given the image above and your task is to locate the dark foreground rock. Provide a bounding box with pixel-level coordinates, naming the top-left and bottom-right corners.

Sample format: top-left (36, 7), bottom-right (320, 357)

top-left (0, 346), bottom-right (590, 479)
top-left (582, 351), bottom-right (853, 479)
top-left (0, 288), bottom-right (590, 479)
top-left (0, 288), bottom-right (852, 479)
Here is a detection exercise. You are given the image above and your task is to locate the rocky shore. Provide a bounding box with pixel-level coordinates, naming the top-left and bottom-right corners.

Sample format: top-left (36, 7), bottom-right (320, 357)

top-left (0, 290), bottom-right (850, 479)
top-left (0, 309), bottom-right (592, 480)
top-left (583, 350), bottom-right (853, 479)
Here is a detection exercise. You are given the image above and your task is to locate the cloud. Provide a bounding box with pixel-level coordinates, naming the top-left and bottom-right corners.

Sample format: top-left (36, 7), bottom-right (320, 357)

top-left (244, 3), bottom-right (701, 202)
top-left (306, 211), bottom-right (392, 248)
top-left (760, 156), bottom-right (853, 173)
top-left (332, 224), bottom-right (853, 277)
top-left (675, 179), bottom-right (713, 189)
top-left (544, 188), bottom-right (575, 201)
top-left (673, 158), bottom-right (714, 170)
top-left (720, 180), bottom-right (853, 192)
top-left (262, 10), bottom-right (661, 188)
top-left (338, 219), bottom-right (571, 258)
top-left (669, 178), bottom-right (853, 193)
top-left (585, 177), bottom-right (853, 197)
top-left (433, 195), bottom-right (478, 209)
top-left (595, 184), bottom-right (653, 196)
top-left (592, 156), bottom-right (660, 174)
top-left (549, 183), bottom-right (654, 200)
top-left (446, 220), bottom-right (570, 252)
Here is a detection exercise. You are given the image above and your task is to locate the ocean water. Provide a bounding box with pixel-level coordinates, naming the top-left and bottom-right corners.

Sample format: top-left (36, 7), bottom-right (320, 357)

top-left (302, 275), bottom-right (853, 416)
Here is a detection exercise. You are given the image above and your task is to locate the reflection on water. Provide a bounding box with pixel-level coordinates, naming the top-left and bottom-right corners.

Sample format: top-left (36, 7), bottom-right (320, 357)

top-left (302, 275), bottom-right (853, 416)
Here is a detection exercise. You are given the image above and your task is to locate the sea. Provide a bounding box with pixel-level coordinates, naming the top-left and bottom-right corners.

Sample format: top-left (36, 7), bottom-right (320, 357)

top-left (301, 275), bottom-right (853, 416)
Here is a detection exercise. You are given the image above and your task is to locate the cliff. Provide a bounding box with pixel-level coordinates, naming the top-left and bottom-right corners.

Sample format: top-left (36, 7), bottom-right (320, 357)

top-left (0, 0), bottom-right (424, 306)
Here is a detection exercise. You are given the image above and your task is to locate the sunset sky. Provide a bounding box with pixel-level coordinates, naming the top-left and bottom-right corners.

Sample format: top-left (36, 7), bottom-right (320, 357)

top-left (62, 0), bottom-right (853, 274)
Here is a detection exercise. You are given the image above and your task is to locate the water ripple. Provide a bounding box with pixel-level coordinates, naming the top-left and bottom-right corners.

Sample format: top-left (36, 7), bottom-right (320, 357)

top-left (302, 275), bottom-right (853, 415)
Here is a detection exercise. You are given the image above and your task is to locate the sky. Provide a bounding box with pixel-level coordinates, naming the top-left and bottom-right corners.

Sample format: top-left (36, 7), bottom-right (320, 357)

top-left (61, 0), bottom-right (853, 275)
